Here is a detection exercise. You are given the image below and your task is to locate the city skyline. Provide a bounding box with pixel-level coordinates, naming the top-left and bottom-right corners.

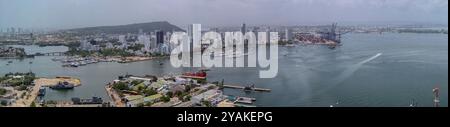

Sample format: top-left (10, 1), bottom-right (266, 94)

top-left (0, 0), bottom-right (448, 29)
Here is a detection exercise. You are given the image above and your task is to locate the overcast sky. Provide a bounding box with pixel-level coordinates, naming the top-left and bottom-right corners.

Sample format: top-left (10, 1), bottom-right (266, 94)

top-left (0, 0), bottom-right (448, 29)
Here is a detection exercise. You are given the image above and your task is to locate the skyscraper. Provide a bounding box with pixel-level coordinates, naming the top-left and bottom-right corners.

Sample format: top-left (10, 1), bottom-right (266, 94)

top-left (285, 28), bottom-right (292, 41)
top-left (11, 27), bottom-right (15, 34)
top-left (137, 33), bottom-right (151, 52)
top-left (156, 30), bottom-right (164, 44)
top-left (138, 29), bottom-right (143, 35)
top-left (241, 23), bottom-right (246, 35)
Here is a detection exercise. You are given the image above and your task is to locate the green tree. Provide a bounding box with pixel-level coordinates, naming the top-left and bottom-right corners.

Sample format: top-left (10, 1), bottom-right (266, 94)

top-left (175, 91), bottom-right (183, 97)
top-left (112, 82), bottom-right (129, 91)
top-left (30, 101), bottom-right (36, 107)
top-left (18, 85), bottom-right (27, 91)
top-left (184, 84), bottom-right (192, 93)
top-left (127, 44), bottom-right (144, 51)
top-left (201, 100), bottom-right (212, 107)
top-left (131, 80), bottom-right (143, 85)
top-left (143, 88), bottom-right (157, 96)
top-left (185, 95), bottom-right (191, 101)
top-left (0, 100), bottom-right (7, 106)
top-left (161, 96), bottom-right (170, 102)
top-left (0, 88), bottom-right (7, 96)
top-left (166, 91), bottom-right (173, 98)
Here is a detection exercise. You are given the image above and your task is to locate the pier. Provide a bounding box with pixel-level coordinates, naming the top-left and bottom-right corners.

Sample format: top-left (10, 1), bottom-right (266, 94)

top-left (32, 52), bottom-right (66, 56)
top-left (223, 84), bottom-right (271, 92)
top-left (105, 84), bottom-right (126, 107)
top-left (234, 97), bottom-right (256, 104)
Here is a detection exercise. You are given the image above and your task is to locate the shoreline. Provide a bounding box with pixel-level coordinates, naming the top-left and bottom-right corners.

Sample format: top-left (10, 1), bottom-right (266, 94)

top-left (9, 77), bottom-right (81, 107)
top-left (105, 84), bottom-right (125, 107)
top-left (57, 55), bottom-right (169, 67)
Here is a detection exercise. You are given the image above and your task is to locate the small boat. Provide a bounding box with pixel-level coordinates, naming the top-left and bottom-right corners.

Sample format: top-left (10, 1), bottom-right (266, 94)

top-left (285, 44), bottom-right (296, 47)
top-left (69, 62), bottom-right (79, 67)
top-left (79, 61), bottom-right (87, 66)
top-left (8, 61), bottom-right (13, 63)
top-left (410, 99), bottom-right (418, 107)
top-left (29, 61), bottom-right (33, 64)
top-left (51, 58), bottom-right (61, 61)
top-left (38, 87), bottom-right (46, 96)
top-left (243, 84), bottom-right (255, 92)
top-left (39, 99), bottom-right (45, 106)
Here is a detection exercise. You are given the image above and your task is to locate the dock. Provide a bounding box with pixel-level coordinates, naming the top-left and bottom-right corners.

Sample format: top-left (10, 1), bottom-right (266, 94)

top-left (35, 77), bottom-right (82, 87)
top-left (105, 84), bottom-right (126, 107)
top-left (234, 97), bottom-right (256, 104)
top-left (223, 84), bottom-right (271, 92)
top-left (10, 77), bottom-right (81, 107)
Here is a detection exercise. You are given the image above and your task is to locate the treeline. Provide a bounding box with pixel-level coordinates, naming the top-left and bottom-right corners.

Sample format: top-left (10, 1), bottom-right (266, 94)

top-left (0, 72), bottom-right (36, 91)
top-left (398, 29), bottom-right (448, 34)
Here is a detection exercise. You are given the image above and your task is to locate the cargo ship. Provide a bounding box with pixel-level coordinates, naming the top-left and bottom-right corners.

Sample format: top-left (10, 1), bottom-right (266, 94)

top-left (181, 70), bottom-right (208, 79)
top-left (49, 81), bottom-right (75, 89)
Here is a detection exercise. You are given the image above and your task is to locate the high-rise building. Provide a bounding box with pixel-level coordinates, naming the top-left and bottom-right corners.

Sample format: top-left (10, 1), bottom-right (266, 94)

top-left (138, 34), bottom-right (151, 52)
top-left (285, 28), bottom-right (292, 41)
top-left (80, 40), bottom-right (92, 51)
top-left (156, 30), bottom-right (164, 44)
top-left (119, 35), bottom-right (127, 49)
top-left (138, 29), bottom-right (143, 35)
top-left (11, 27), bottom-right (15, 34)
top-left (241, 23), bottom-right (246, 35)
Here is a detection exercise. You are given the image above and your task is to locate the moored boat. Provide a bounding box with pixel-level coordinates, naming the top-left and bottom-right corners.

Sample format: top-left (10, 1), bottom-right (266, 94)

top-left (71, 97), bottom-right (103, 105)
top-left (181, 70), bottom-right (207, 79)
top-left (38, 87), bottom-right (46, 96)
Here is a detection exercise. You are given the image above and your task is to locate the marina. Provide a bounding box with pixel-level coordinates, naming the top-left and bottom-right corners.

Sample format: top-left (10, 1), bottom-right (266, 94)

top-left (57, 56), bottom-right (157, 67)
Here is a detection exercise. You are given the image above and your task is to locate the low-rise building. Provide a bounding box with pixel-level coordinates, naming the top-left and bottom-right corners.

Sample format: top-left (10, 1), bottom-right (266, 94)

top-left (144, 94), bottom-right (163, 103)
top-left (191, 89), bottom-right (224, 106)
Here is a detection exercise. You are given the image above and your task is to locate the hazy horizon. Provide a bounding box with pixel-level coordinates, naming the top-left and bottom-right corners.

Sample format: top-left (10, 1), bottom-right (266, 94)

top-left (1, 0), bottom-right (448, 29)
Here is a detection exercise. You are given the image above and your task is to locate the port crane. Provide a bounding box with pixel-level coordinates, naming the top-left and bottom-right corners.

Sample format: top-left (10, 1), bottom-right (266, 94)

top-left (318, 23), bottom-right (350, 44)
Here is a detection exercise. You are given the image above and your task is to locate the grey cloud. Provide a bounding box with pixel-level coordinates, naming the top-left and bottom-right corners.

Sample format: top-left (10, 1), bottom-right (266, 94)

top-left (0, 0), bottom-right (447, 29)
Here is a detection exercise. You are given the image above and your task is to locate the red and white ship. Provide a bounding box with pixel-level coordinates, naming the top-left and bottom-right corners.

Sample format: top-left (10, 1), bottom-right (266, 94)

top-left (181, 70), bottom-right (208, 79)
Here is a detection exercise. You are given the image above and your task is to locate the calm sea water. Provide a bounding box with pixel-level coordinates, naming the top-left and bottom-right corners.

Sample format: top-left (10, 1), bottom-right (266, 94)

top-left (0, 33), bottom-right (447, 107)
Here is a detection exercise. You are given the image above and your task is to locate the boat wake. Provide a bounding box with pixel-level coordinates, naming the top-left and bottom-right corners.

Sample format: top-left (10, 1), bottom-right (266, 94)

top-left (291, 53), bottom-right (383, 105)
top-left (333, 53), bottom-right (382, 85)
